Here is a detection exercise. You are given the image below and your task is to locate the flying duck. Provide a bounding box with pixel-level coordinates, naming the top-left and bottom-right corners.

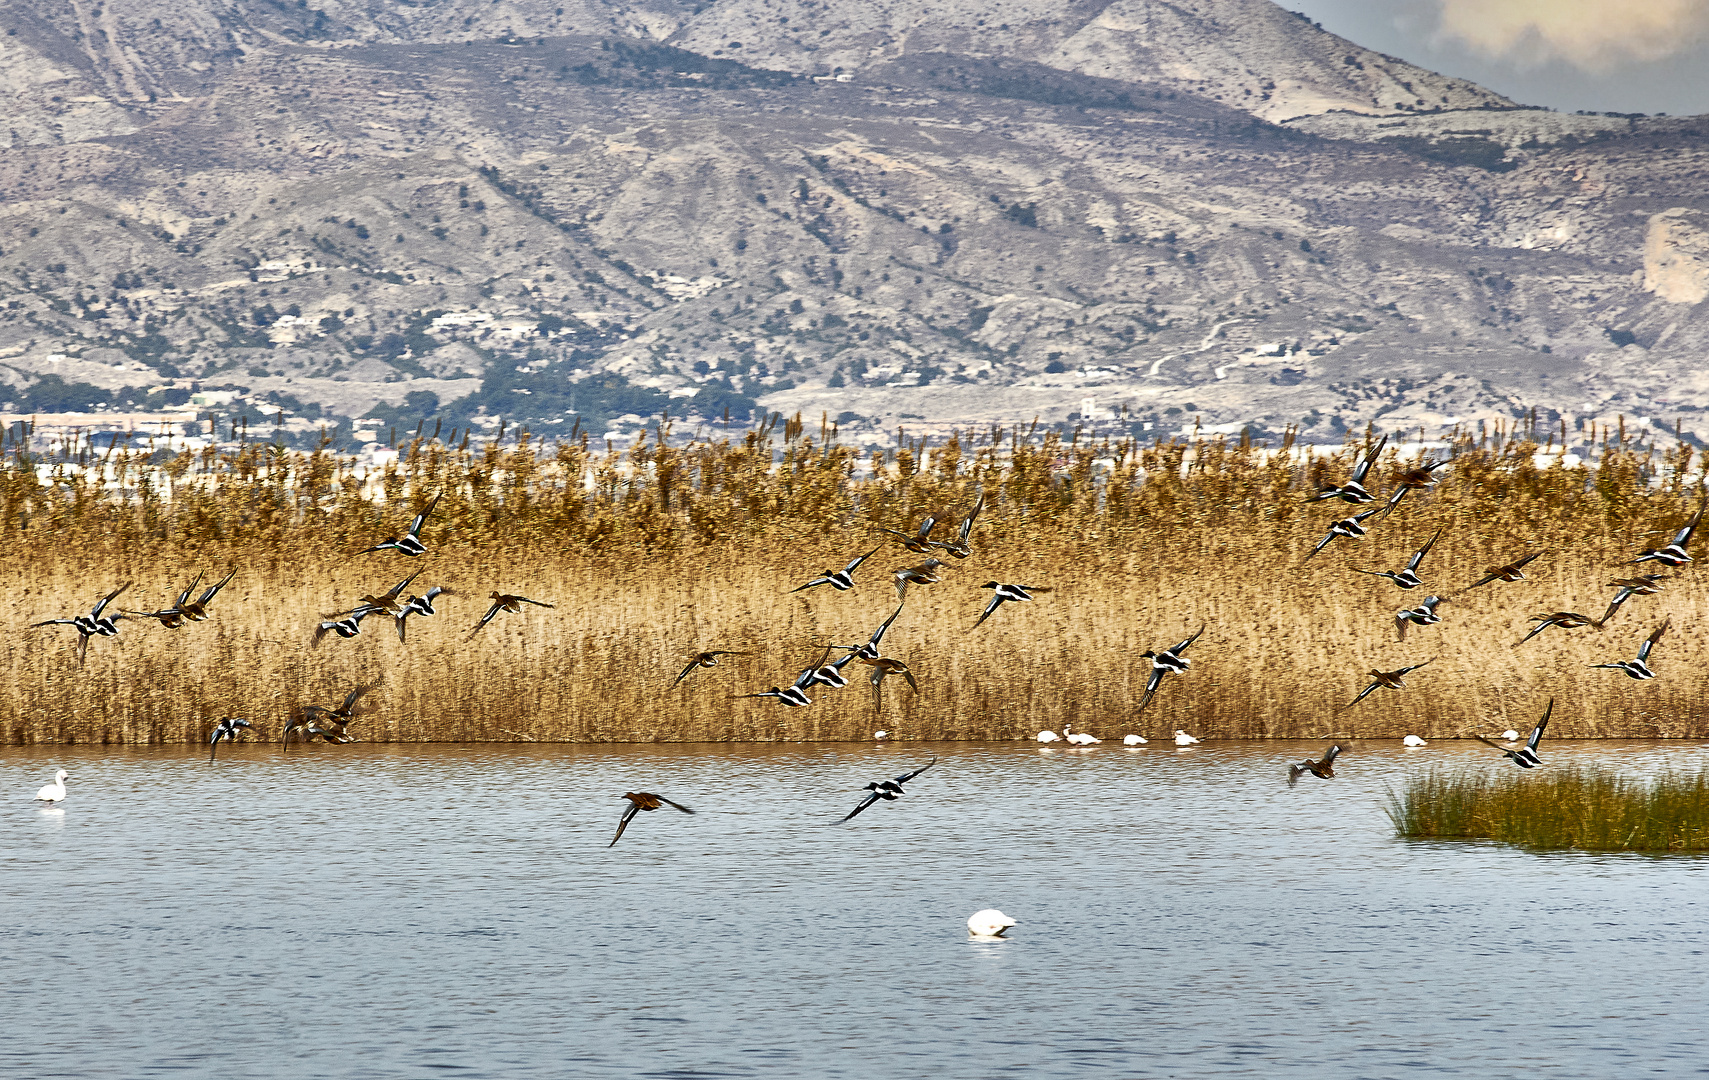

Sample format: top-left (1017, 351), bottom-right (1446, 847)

top-left (1514, 610), bottom-right (1599, 647)
top-left (1394, 595), bottom-right (1447, 642)
top-left (792, 547), bottom-right (881, 593)
top-left (609, 791), bottom-right (695, 847)
top-left (1475, 699), bottom-right (1551, 767)
top-left (672, 650), bottom-right (750, 688)
top-left (974, 581), bottom-right (1051, 628)
top-left (1288, 741), bottom-right (1349, 786)
top-left (1306, 505), bottom-right (1386, 560)
top-left (1630, 506), bottom-right (1703, 567)
top-left (866, 658), bottom-right (919, 713)
top-left (837, 604), bottom-right (905, 662)
top-left (880, 515), bottom-right (940, 554)
top-left (892, 559), bottom-right (945, 602)
top-left (1591, 617), bottom-right (1670, 680)
top-left (1597, 574), bottom-right (1670, 627)
top-left (1342, 659), bottom-right (1434, 709)
top-left (1137, 625), bottom-right (1205, 715)
top-left (732, 650), bottom-right (826, 707)
top-left (465, 592), bottom-right (555, 639)
top-left (312, 608), bottom-right (372, 646)
top-left (30, 581), bottom-right (132, 667)
top-left (358, 494), bottom-right (440, 557)
top-left (1306, 434), bottom-right (1386, 505)
top-left (1463, 551), bottom-right (1544, 591)
top-left (208, 716), bottom-right (254, 762)
top-left (1379, 458), bottom-right (1450, 515)
top-left (1352, 528), bottom-right (1441, 589)
top-left (839, 758), bottom-right (936, 822)
top-left (125, 569), bottom-right (227, 628)
top-left (932, 493), bottom-right (985, 559)
top-left (284, 682), bottom-right (378, 749)
top-left (394, 586), bottom-right (454, 642)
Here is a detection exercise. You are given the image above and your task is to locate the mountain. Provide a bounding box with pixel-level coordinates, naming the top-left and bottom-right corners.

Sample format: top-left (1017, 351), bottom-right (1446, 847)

top-left (1, 0), bottom-right (1707, 448)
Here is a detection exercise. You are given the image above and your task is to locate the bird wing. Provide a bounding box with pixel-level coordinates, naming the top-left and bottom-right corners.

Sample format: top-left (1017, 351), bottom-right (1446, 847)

top-left (1473, 733), bottom-right (1514, 755)
top-left (1351, 433), bottom-right (1387, 484)
top-left (1354, 505), bottom-right (1386, 526)
top-left (408, 494), bottom-right (441, 537)
top-left (973, 593), bottom-right (1004, 628)
top-left (175, 571), bottom-right (204, 608)
top-left (1343, 680), bottom-right (1382, 709)
top-left (395, 611), bottom-right (411, 643)
top-left (381, 568), bottom-right (424, 602)
top-left (609, 802), bottom-right (641, 846)
top-left (1400, 658), bottom-right (1435, 676)
top-left (1136, 668), bottom-right (1165, 713)
top-left (91, 581), bottom-right (132, 618)
top-left (515, 596), bottom-right (555, 609)
top-left (467, 600), bottom-right (504, 635)
top-left (791, 574), bottom-right (829, 593)
top-left (197, 567), bottom-right (238, 606)
top-left (1673, 507), bottom-right (1703, 546)
top-left (656, 795), bottom-right (695, 814)
top-left (1395, 612), bottom-right (1411, 643)
top-left (915, 516), bottom-right (938, 543)
top-left (868, 667), bottom-right (885, 713)
top-left (1528, 700), bottom-right (1552, 751)
top-left (672, 658), bottom-right (702, 687)
top-left (1322, 743), bottom-right (1344, 766)
top-left (894, 758), bottom-right (936, 785)
top-left (1306, 527), bottom-right (1337, 560)
top-left (1378, 484), bottom-right (1408, 517)
top-left (1172, 625), bottom-right (1206, 655)
top-left (1638, 617), bottom-right (1671, 661)
top-left (960, 492), bottom-right (984, 542)
top-left (844, 546), bottom-right (880, 575)
top-left (1599, 588), bottom-right (1635, 627)
top-left (867, 603), bottom-right (904, 652)
top-left (1408, 528), bottom-right (1442, 572)
top-left (794, 647), bottom-right (833, 690)
top-left (840, 791), bottom-right (882, 822)
top-left (901, 667), bottom-right (919, 694)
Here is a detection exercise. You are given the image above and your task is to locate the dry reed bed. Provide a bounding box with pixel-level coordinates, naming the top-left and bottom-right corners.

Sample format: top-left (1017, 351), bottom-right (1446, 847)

top-left (1387, 767), bottom-right (1709, 851)
top-left (3, 418), bottom-right (1707, 745)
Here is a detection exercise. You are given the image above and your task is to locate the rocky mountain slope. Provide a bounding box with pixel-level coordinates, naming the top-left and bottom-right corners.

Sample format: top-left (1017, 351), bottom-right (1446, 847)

top-left (1, 0), bottom-right (1706, 448)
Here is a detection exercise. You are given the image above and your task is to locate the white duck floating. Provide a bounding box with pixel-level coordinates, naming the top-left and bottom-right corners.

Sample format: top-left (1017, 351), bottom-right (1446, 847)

top-left (1403, 734), bottom-right (1428, 747)
top-left (35, 769), bottom-right (69, 805)
top-left (1173, 729), bottom-right (1201, 746)
top-left (1123, 734), bottom-right (1148, 746)
top-left (967, 909), bottom-right (1018, 938)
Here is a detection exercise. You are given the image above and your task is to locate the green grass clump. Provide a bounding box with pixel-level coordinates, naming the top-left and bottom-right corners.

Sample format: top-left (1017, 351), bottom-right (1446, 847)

top-left (1388, 767), bottom-right (1709, 852)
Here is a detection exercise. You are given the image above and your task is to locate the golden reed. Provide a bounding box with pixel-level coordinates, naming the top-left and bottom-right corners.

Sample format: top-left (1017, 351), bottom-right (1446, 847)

top-left (3, 413), bottom-right (1706, 745)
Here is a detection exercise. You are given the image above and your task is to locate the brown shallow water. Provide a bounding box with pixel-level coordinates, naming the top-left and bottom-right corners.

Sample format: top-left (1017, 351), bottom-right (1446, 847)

top-left (3, 739), bottom-right (1707, 1079)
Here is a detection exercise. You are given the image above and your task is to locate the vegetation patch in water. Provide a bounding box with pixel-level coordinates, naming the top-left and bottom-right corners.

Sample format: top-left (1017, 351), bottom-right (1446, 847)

top-left (1388, 767), bottom-right (1709, 852)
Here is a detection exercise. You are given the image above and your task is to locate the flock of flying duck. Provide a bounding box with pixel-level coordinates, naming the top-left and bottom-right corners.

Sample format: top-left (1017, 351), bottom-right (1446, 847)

top-left (24, 436), bottom-right (1700, 832)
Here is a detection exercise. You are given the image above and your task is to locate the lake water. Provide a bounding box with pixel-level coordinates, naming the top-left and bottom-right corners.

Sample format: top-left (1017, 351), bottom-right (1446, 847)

top-left (3, 740), bottom-right (1707, 1079)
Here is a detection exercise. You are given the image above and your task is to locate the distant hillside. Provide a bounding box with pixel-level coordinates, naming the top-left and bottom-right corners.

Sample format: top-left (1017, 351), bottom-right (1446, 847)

top-left (2, 0), bottom-right (1707, 449)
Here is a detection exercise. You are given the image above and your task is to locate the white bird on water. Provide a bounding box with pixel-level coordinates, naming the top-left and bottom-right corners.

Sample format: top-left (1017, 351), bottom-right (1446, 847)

top-left (967, 909), bottom-right (1017, 938)
top-left (35, 769), bottom-right (69, 805)
top-left (1065, 726), bottom-right (1101, 746)
top-left (874, 730), bottom-right (888, 741)
top-left (1403, 734), bottom-right (1428, 747)
top-left (1501, 728), bottom-right (1520, 741)
top-left (1036, 729), bottom-right (1061, 743)
top-left (1123, 734), bottom-right (1148, 746)
top-left (1174, 729), bottom-right (1201, 746)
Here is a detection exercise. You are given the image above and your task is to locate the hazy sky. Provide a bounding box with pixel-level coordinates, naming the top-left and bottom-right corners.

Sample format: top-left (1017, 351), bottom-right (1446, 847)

top-left (1286, 0), bottom-right (1709, 116)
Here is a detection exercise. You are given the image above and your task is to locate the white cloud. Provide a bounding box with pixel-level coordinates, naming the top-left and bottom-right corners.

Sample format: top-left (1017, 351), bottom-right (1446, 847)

top-left (1436, 0), bottom-right (1709, 70)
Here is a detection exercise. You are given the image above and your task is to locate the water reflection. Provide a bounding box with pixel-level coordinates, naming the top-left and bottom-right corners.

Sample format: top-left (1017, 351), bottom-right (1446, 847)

top-left (2, 740), bottom-right (1706, 1078)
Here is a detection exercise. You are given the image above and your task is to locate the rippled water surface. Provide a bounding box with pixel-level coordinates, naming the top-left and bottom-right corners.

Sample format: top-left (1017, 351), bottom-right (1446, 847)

top-left (4, 740), bottom-right (1708, 1079)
